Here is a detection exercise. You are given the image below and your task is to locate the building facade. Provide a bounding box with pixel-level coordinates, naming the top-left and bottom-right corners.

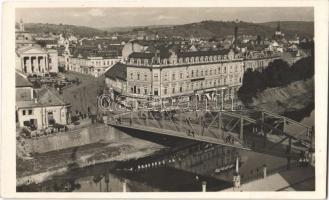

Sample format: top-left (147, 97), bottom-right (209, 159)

top-left (106, 49), bottom-right (245, 103)
top-left (16, 45), bottom-right (59, 75)
top-left (69, 56), bottom-right (120, 77)
top-left (16, 73), bottom-right (70, 130)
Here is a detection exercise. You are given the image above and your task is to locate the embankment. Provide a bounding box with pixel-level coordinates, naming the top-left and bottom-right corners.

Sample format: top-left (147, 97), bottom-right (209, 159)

top-left (16, 124), bottom-right (165, 185)
top-left (251, 78), bottom-right (314, 114)
top-left (19, 124), bottom-right (127, 154)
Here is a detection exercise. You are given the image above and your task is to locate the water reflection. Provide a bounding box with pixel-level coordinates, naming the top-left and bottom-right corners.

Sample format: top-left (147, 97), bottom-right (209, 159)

top-left (17, 107), bottom-right (315, 192)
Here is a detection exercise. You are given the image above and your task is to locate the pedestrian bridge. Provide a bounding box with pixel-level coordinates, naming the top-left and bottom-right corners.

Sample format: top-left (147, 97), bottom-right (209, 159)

top-left (107, 108), bottom-right (314, 163)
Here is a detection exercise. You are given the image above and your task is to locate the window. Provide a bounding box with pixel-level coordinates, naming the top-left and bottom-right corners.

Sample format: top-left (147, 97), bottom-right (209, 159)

top-left (164, 72), bottom-right (168, 81)
top-left (154, 89), bottom-right (159, 96)
top-left (191, 70), bottom-right (194, 77)
top-left (172, 73), bottom-right (176, 80)
top-left (210, 69), bottom-right (212, 75)
top-left (22, 110), bottom-right (26, 115)
top-left (205, 70), bottom-right (208, 76)
top-left (144, 74), bottom-right (147, 81)
top-left (180, 86), bottom-right (183, 92)
top-left (137, 88), bottom-right (140, 94)
top-left (144, 88), bottom-right (148, 95)
top-left (130, 73), bottom-right (133, 79)
top-left (164, 88), bottom-right (167, 95)
top-left (224, 67), bottom-right (227, 73)
top-left (131, 87), bottom-right (134, 93)
top-left (172, 87), bottom-right (175, 94)
top-left (196, 70), bottom-right (199, 77)
top-left (137, 73), bottom-right (140, 80)
top-left (180, 72), bottom-right (183, 79)
top-left (201, 71), bottom-right (204, 76)
top-left (154, 73), bottom-right (159, 81)
top-left (28, 110), bottom-right (33, 115)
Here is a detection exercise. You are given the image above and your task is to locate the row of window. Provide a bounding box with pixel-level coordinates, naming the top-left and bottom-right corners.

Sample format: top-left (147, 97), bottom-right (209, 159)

top-left (130, 53), bottom-right (238, 66)
top-left (89, 60), bottom-right (117, 66)
top-left (129, 77), bottom-right (242, 96)
top-left (129, 65), bottom-right (242, 82)
top-left (22, 109), bottom-right (33, 116)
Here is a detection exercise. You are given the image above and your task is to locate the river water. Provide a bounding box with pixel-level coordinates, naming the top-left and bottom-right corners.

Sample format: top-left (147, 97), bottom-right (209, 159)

top-left (17, 108), bottom-right (314, 192)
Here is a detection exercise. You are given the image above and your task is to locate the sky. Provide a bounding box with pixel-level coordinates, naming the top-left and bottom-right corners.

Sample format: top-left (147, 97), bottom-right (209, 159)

top-left (16, 7), bottom-right (314, 28)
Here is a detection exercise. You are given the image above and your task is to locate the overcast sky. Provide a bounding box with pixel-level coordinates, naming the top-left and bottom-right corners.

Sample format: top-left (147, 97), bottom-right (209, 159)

top-left (16, 7), bottom-right (314, 28)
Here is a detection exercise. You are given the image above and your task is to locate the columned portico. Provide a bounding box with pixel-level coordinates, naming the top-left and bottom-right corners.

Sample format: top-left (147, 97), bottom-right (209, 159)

top-left (22, 55), bottom-right (48, 75)
top-left (17, 45), bottom-right (58, 76)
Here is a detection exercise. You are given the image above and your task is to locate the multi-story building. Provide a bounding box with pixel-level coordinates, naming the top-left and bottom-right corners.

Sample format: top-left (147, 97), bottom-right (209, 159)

top-left (16, 45), bottom-right (59, 75)
top-left (67, 47), bottom-right (121, 77)
top-left (243, 50), bottom-right (280, 71)
top-left (16, 72), bottom-right (70, 130)
top-left (106, 48), bottom-right (244, 104)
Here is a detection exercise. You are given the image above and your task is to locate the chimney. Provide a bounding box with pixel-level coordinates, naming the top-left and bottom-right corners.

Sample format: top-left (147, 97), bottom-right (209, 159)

top-left (277, 21), bottom-right (281, 32)
top-left (234, 25), bottom-right (238, 49)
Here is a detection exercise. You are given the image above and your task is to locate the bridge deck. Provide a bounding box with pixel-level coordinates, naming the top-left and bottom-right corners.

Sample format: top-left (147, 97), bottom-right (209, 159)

top-left (107, 108), bottom-right (313, 160)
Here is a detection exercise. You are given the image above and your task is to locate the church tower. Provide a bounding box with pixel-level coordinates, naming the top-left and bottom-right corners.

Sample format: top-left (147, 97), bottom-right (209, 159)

top-left (19, 18), bottom-right (25, 32)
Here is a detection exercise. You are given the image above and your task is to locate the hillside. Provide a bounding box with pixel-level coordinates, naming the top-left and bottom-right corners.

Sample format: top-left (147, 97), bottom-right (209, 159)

top-left (260, 21), bottom-right (314, 38)
top-left (23, 20), bottom-right (314, 40)
top-left (125, 20), bottom-right (314, 39)
top-left (23, 23), bottom-right (105, 37)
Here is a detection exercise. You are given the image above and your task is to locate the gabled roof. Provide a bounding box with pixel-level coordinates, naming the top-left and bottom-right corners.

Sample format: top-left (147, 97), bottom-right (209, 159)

top-left (104, 62), bottom-right (127, 81)
top-left (36, 87), bottom-right (68, 107)
top-left (16, 72), bottom-right (33, 88)
top-left (16, 45), bottom-right (47, 55)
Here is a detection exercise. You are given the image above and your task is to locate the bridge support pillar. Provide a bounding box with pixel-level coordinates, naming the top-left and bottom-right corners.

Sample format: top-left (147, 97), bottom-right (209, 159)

top-left (283, 117), bottom-right (287, 133)
top-left (287, 137), bottom-right (292, 169)
top-left (233, 157), bottom-right (241, 188)
top-left (240, 117), bottom-right (244, 141)
top-left (263, 164), bottom-right (267, 178)
top-left (218, 112), bottom-right (222, 129)
top-left (202, 181), bottom-right (207, 192)
top-left (122, 179), bottom-right (127, 192)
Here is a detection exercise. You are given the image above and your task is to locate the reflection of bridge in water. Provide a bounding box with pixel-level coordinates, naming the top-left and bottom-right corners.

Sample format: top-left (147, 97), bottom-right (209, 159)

top-left (107, 108), bottom-right (314, 168)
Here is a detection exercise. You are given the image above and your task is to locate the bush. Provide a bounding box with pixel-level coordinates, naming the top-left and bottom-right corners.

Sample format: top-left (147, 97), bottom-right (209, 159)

top-left (238, 57), bottom-right (314, 105)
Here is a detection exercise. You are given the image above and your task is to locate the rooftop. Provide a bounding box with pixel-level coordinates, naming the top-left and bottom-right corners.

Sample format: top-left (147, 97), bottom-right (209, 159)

top-left (104, 62), bottom-right (127, 81)
top-left (16, 72), bottom-right (33, 88)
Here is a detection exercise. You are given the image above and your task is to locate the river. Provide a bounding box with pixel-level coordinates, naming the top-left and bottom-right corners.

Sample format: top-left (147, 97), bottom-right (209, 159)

top-left (17, 109), bottom-right (314, 192)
